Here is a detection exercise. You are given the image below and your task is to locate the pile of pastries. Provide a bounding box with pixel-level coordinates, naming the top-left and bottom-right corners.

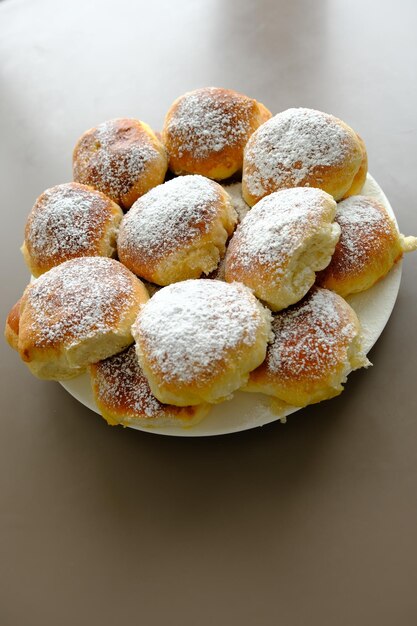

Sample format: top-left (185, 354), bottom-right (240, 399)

top-left (5, 87), bottom-right (417, 429)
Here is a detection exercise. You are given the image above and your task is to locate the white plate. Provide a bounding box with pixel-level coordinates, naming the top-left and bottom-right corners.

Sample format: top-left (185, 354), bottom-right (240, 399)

top-left (60, 174), bottom-right (402, 436)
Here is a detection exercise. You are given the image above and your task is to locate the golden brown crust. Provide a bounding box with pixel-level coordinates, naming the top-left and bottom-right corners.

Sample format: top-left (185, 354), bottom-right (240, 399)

top-left (242, 108), bottom-right (364, 206)
top-left (117, 175), bottom-right (237, 285)
top-left (17, 257), bottom-right (149, 380)
top-left (89, 345), bottom-right (210, 428)
top-left (73, 118), bottom-right (168, 209)
top-left (162, 87), bottom-right (272, 180)
top-left (22, 182), bottom-right (124, 277)
top-left (225, 187), bottom-right (340, 311)
top-left (244, 287), bottom-right (370, 407)
top-left (316, 195), bottom-right (406, 296)
top-left (341, 134), bottom-right (368, 198)
top-left (4, 298), bottom-right (21, 351)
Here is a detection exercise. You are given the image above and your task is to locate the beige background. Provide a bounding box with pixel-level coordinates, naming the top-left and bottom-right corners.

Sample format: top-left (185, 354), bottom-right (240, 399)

top-left (1, 0), bottom-right (417, 624)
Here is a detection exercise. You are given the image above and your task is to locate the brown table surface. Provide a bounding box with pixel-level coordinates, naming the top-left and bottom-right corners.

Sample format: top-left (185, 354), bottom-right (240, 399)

top-left (1, 1), bottom-right (417, 624)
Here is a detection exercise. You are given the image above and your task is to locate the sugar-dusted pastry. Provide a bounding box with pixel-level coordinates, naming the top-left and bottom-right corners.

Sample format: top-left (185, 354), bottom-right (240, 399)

top-left (244, 287), bottom-right (370, 408)
top-left (132, 279), bottom-right (272, 406)
top-left (21, 182), bottom-right (123, 277)
top-left (224, 187), bottom-right (341, 311)
top-left (73, 118), bottom-right (168, 209)
top-left (162, 87), bottom-right (271, 180)
top-left (242, 107), bottom-right (366, 206)
top-left (117, 175), bottom-right (237, 285)
top-left (317, 195), bottom-right (417, 296)
top-left (14, 257), bottom-right (149, 380)
top-left (90, 345), bottom-right (211, 428)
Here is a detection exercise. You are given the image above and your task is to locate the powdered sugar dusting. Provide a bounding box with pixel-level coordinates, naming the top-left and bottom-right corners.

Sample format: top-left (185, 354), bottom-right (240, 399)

top-left (26, 257), bottom-right (136, 347)
top-left (74, 119), bottom-right (159, 201)
top-left (93, 345), bottom-right (187, 419)
top-left (331, 195), bottom-right (397, 275)
top-left (166, 88), bottom-right (255, 159)
top-left (119, 175), bottom-right (221, 261)
top-left (227, 187), bottom-right (335, 278)
top-left (133, 280), bottom-right (268, 384)
top-left (267, 287), bottom-right (356, 380)
top-left (244, 108), bottom-right (353, 197)
top-left (25, 183), bottom-right (120, 264)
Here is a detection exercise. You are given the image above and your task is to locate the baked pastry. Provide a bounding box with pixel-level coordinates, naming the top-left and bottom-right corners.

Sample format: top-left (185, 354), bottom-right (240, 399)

top-left (342, 134), bottom-right (368, 198)
top-left (14, 257), bottom-right (149, 380)
top-left (4, 298), bottom-right (21, 352)
top-left (224, 187), bottom-right (341, 311)
top-left (244, 287), bottom-right (370, 409)
top-left (117, 175), bottom-right (237, 285)
top-left (73, 118), bottom-right (168, 209)
top-left (162, 87), bottom-right (272, 180)
top-left (132, 279), bottom-right (272, 406)
top-left (90, 345), bottom-right (210, 428)
top-left (21, 182), bottom-right (123, 277)
top-left (242, 107), bottom-right (366, 206)
top-left (317, 195), bottom-right (417, 296)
